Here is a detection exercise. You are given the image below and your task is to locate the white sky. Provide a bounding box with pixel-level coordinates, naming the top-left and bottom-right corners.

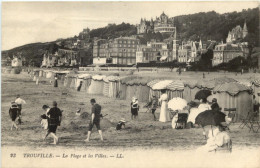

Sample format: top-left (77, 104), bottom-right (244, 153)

top-left (1, 1), bottom-right (259, 50)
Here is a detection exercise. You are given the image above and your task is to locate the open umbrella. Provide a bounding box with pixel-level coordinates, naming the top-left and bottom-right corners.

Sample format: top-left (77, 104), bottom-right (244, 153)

top-left (168, 97), bottom-right (187, 111)
top-left (152, 80), bottom-right (173, 90)
top-left (195, 90), bottom-right (212, 100)
top-left (195, 110), bottom-right (226, 127)
top-left (195, 110), bottom-right (226, 138)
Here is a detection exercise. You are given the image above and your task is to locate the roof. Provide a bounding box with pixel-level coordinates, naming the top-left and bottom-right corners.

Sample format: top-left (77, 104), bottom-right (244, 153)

top-left (213, 82), bottom-right (252, 96)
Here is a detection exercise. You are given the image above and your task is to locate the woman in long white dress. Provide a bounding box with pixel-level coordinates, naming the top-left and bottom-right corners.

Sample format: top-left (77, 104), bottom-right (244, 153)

top-left (159, 90), bottom-right (170, 122)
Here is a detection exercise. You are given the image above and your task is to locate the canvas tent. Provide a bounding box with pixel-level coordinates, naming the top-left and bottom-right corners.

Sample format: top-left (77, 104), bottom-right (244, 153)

top-left (88, 75), bottom-right (106, 94)
top-left (207, 82), bottom-right (253, 121)
top-left (166, 80), bottom-right (184, 99)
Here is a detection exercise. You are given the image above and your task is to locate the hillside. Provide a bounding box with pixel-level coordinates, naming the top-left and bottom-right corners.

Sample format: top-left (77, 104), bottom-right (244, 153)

top-left (2, 42), bottom-right (60, 67)
top-left (174, 8), bottom-right (259, 45)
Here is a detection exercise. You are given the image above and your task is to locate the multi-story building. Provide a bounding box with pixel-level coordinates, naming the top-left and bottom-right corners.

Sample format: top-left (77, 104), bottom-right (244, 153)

top-left (177, 40), bottom-right (204, 63)
top-left (41, 49), bottom-right (78, 67)
top-left (136, 40), bottom-right (174, 63)
top-left (226, 21), bottom-right (248, 43)
top-left (212, 44), bottom-right (244, 66)
top-left (93, 37), bottom-right (140, 65)
top-left (137, 12), bottom-right (176, 34)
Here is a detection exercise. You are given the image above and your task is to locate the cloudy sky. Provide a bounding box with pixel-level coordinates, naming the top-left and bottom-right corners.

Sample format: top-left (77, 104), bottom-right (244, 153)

top-left (2, 1), bottom-right (259, 50)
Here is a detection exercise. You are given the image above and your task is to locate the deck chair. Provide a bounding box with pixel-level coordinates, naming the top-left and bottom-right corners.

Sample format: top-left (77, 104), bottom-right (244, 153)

top-left (239, 111), bottom-right (254, 129)
top-left (214, 139), bottom-right (232, 153)
top-left (175, 113), bottom-right (188, 129)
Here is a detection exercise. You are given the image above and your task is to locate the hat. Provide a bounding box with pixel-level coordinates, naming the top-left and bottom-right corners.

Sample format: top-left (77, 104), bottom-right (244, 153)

top-left (120, 118), bottom-right (126, 123)
top-left (212, 98), bottom-right (217, 102)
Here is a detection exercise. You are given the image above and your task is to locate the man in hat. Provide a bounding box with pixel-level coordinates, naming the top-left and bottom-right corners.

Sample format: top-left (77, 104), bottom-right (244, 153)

top-left (85, 99), bottom-right (103, 142)
top-left (45, 101), bottom-right (62, 144)
top-left (131, 97), bottom-right (139, 120)
top-left (15, 94), bottom-right (26, 124)
top-left (145, 95), bottom-right (158, 121)
top-left (9, 102), bottom-right (20, 130)
top-left (211, 98), bottom-right (220, 111)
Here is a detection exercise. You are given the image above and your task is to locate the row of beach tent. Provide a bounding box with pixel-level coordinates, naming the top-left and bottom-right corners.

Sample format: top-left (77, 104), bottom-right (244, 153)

top-left (28, 68), bottom-right (260, 122)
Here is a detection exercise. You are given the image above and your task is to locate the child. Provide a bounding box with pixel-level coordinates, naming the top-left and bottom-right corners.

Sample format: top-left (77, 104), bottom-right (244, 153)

top-left (116, 118), bottom-right (126, 130)
top-left (9, 102), bottom-right (19, 130)
top-left (131, 97), bottom-right (139, 120)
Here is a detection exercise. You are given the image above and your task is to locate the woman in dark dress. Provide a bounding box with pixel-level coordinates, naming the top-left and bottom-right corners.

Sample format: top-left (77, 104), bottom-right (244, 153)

top-left (9, 102), bottom-right (19, 130)
top-left (131, 97), bottom-right (139, 119)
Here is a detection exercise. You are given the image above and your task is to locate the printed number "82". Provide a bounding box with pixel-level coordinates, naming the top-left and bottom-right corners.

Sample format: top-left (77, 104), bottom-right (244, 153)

top-left (10, 153), bottom-right (16, 158)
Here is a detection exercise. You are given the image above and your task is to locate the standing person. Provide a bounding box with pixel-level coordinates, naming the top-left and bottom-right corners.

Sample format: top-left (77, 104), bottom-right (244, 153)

top-left (15, 95), bottom-right (26, 125)
top-left (9, 102), bottom-right (19, 130)
top-left (85, 99), bottom-right (104, 142)
top-left (131, 97), bottom-right (139, 120)
top-left (203, 73), bottom-right (205, 79)
top-left (211, 98), bottom-right (220, 111)
top-left (42, 105), bottom-right (51, 136)
top-left (145, 95), bottom-right (158, 121)
top-left (45, 101), bottom-right (62, 145)
top-left (54, 75), bottom-right (58, 87)
top-left (159, 89), bottom-right (170, 122)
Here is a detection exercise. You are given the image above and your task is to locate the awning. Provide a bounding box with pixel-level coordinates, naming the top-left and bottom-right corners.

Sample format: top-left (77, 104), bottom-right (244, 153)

top-left (160, 56), bottom-right (168, 61)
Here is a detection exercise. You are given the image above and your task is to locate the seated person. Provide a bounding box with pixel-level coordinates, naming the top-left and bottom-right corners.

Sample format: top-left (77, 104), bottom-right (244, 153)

top-left (116, 118), bottom-right (126, 130)
top-left (196, 125), bottom-right (231, 153)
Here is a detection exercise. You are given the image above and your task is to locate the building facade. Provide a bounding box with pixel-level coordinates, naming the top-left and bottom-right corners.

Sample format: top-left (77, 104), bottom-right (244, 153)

top-left (93, 37), bottom-right (140, 65)
top-left (137, 12), bottom-right (176, 34)
top-left (212, 44), bottom-right (244, 66)
top-left (136, 40), bottom-right (174, 63)
top-left (226, 21), bottom-right (248, 43)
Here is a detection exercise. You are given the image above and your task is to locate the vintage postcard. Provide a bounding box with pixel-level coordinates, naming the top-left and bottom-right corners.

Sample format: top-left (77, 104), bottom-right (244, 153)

top-left (1, 1), bottom-right (260, 168)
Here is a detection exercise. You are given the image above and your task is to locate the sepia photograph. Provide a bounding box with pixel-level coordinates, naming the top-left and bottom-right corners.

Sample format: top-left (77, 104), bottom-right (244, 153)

top-left (1, 1), bottom-right (260, 168)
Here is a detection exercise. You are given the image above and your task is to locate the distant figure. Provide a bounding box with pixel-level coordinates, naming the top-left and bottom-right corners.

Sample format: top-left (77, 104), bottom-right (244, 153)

top-left (15, 94), bottom-right (26, 125)
top-left (54, 76), bottom-right (58, 87)
top-left (116, 118), bottom-right (126, 130)
top-left (159, 89), bottom-right (170, 122)
top-left (145, 95), bottom-right (158, 121)
top-left (211, 98), bottom-right (220, 111)
top-left (241, 69), bottom-right (244, 75)
top-left (44, 101), bottom-right (62, 145)
top-left (179, 67), bottom-right (181, 75)
top-left (203, 73), bottom-right (205, 79)
top-left (77, 81), bottom-right (83, 91)
top-left (131, 97), bottom-right (139, 120)
top-left (9, 102), bottom-right (19, 130)
top-left (85, 99), bottom-right (104, 142)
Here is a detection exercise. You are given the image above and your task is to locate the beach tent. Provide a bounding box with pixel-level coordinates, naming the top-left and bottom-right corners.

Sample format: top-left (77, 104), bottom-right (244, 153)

top-left (46, 70), bottom-right (53, 79)
top-left (76, 74), bottom-right (92, 91)
top-left (64, 74), bottom-right (74, 88)
top-left (80, 74), bottom-right (92, 92)
top-left (103, 76), bottom-right (110, 97)
top-left (166, 80), bottom-right (184, 99)
top-left (122, 78), bottom-right (151, 102)
top-left (119, 76), bottom-right (139, 99)
top-left (107, 76), bottom-right (121, 98)
top-left (207, 82), bottom-right (253, 122)
top-left (88, 75), bottom-right (106, 94)
top-left (183, 80), bottom-right (202, 102)
top-left (39, 70), bottom-right (43, 77)
top-left (70, 75), bottom-right (78, 89)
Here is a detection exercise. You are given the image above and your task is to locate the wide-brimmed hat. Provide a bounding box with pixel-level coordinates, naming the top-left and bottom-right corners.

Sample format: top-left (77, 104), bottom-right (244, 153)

top-left (212, 98), bottom-right (217, 102)
top-left (120, 118), bottom-right (126, 123)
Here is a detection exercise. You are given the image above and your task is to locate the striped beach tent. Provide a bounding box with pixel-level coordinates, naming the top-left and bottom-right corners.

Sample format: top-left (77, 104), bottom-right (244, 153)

top-left (88, 74), bottom-right (106, 94)
top-left (166, 80), bottom-right (184, 99)
top-left (208, 82), bottom-right (253, 121)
